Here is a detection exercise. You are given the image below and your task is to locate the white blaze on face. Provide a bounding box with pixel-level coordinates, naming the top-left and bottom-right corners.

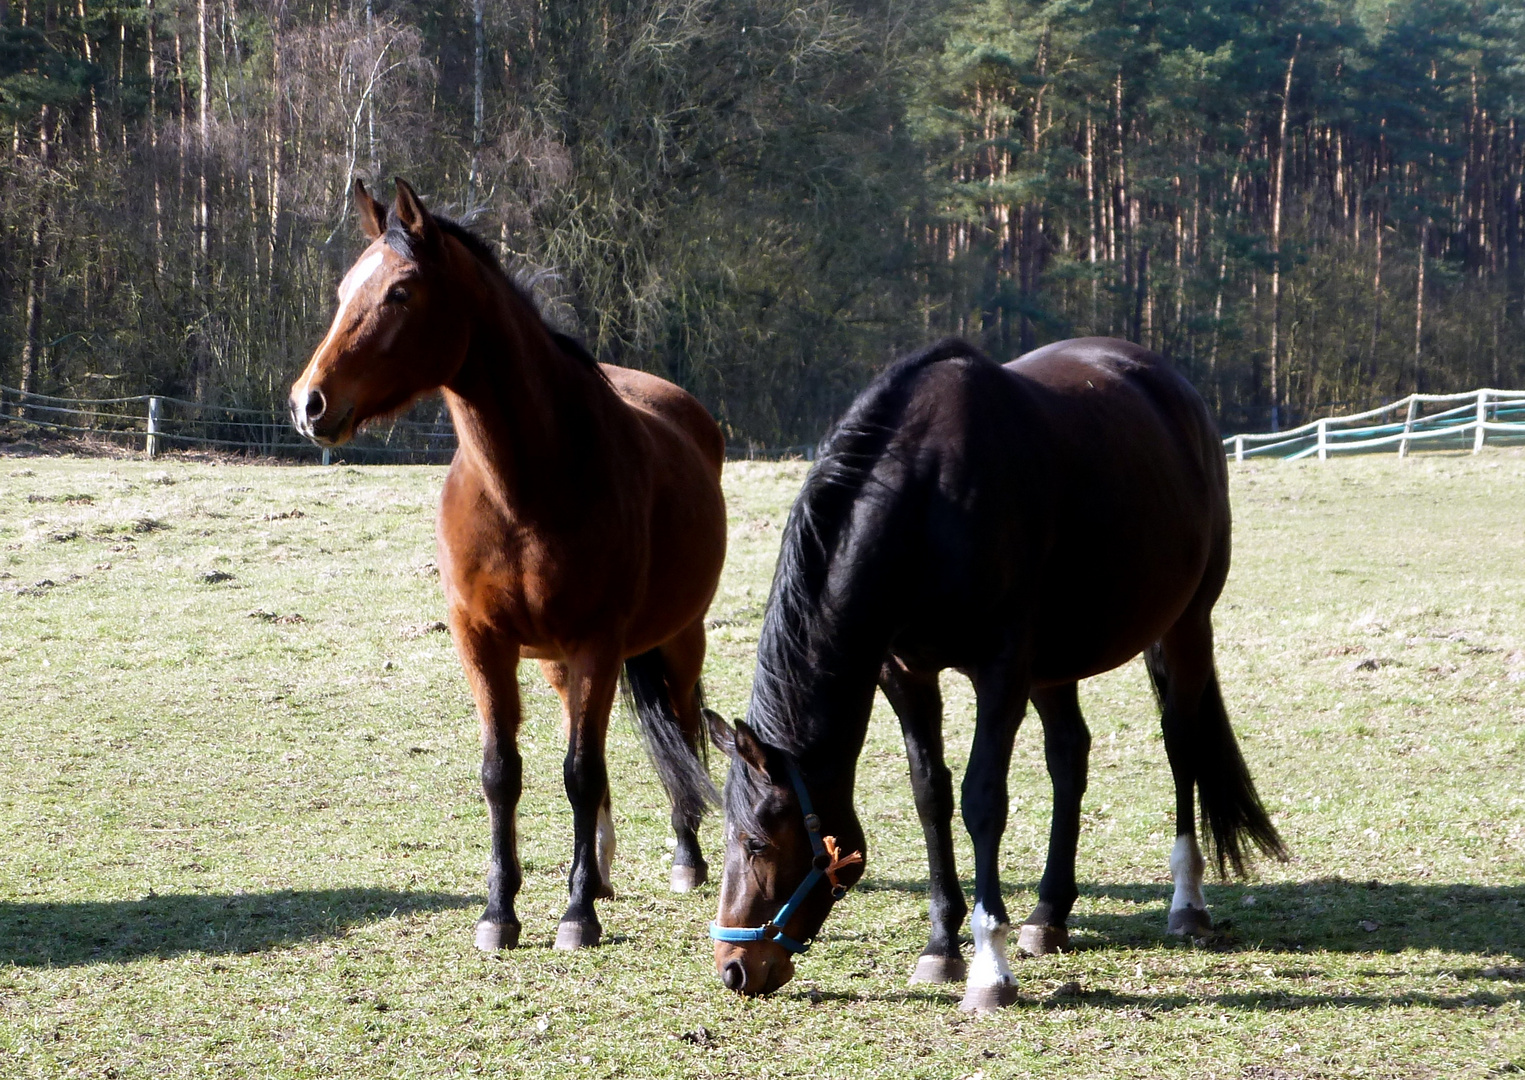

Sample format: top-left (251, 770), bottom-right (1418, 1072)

top-left (967, 903), bottom-right (1014, 989)
top-left (596, 802), bottom-right (616, 889)
top-left (1170, 833), bottom-right (1207, 914)
top-left (321, 251), bottom-right (386, 354)
top-left (293, 250), bottom-right (388, 413)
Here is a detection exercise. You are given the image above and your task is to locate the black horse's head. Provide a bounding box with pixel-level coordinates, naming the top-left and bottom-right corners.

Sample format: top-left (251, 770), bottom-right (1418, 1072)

top-left (707, 713), bottom-right (865, 996)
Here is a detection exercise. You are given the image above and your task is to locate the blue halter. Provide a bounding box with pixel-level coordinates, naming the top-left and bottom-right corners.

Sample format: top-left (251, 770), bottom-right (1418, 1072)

top-left (709, 764), bottom-right (854, 955)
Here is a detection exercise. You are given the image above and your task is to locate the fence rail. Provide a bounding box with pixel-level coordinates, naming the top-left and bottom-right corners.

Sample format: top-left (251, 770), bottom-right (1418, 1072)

top-left (0, 387), bottom-right (820, 463)
top-left (9, 385), bottom-right (1524, 466)
top-left (1225, 388), bottom-right (1525, 461)
top-left (1, 386), bottom-right (457, 464)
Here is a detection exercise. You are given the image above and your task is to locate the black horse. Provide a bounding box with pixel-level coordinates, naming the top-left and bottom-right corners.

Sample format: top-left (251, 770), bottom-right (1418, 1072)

top-left (707, 337), bottom-right (1285, 1011)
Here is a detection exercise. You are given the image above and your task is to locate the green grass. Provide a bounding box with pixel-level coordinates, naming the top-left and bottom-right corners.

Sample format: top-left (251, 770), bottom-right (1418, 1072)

top-left (1, 450), bottom-right (1522, 1078)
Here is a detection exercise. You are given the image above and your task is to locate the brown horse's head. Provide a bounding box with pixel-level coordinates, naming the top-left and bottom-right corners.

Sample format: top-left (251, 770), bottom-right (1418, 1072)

top-left (708, 715), bottom-right (865, 996)
top-left (290, 178), bottom-right (470, 445)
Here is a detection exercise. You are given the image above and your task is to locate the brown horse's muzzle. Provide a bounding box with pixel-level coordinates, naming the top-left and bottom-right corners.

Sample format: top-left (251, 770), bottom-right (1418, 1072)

top-left (290, 383), bottom-right (356, 446)
top-left (714, 941), bottom-right (795, 996)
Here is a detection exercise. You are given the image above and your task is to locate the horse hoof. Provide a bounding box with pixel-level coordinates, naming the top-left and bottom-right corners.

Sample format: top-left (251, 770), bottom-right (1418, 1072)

top-left (958, 981), bottom-right (1020, 1013)
top-left (554, 919), bottom-right (603, 950)
top-left (909, 953), bottom-right (967, 985)
top-left (474, 920), bottom-right (520, 951)
top-left (594, 882), bottom-right (616, 900)
top-left (1167, 906), bottom-right (1213, 937)
top-left (670, 864), bottom-right (708, 893)
top-left (1016, 923), bottom-right (1069, 956)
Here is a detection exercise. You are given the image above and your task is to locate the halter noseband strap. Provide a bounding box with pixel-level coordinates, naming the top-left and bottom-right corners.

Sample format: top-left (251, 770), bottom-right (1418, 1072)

top-left (709, 764), bottom-right (862, 955)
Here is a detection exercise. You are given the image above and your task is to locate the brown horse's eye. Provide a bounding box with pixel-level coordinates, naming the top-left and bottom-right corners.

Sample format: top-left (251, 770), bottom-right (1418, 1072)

top-left (744, 836), bottom-right (769, 857)
top-left (386, 285), bottom-right (411, 304)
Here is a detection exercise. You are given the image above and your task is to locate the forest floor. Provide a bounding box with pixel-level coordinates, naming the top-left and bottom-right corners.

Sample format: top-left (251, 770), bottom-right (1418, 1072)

top-left (0, 451), bottom-right (1521, 1079)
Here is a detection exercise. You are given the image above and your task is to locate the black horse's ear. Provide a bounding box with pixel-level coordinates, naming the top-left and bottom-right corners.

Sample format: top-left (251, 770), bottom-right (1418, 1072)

top-left (730, 720), bottom-right (773, 779)
top-left (703, 708), bottom-right (735, 756)
top-left (353, 178), bottom-right (386, 240)
top-left (393, 177), bottom-right (438, 249)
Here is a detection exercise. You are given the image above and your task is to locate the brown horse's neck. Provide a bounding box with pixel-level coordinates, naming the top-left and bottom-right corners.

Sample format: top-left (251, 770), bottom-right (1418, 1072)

top-left (441, 253), bottom-right (631, 522)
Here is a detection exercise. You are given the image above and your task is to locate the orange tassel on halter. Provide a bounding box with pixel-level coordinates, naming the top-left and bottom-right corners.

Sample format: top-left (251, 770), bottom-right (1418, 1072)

top-left (822, 835), bottom-right (864, 892)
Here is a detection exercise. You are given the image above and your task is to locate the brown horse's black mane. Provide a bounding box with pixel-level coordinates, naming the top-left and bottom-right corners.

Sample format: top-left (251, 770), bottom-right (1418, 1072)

top-left (726, 339), bottom-right (993, 835)
top-left (384, 209), bottom-right (604, 379)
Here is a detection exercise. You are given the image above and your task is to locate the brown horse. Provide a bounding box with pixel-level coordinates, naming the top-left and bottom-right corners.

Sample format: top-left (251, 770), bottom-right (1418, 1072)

top-left (290, 178), bottom-right (727, 951)
top-left (707, 338), bottom-right (1285, 1009)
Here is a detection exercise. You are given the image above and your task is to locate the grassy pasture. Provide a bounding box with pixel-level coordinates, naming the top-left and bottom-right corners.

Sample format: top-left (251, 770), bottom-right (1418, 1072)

top-left (0, 449), bottom-right (1522, 1079)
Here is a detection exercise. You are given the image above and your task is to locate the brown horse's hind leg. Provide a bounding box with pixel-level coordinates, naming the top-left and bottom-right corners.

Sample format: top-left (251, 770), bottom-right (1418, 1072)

top-left (1018, 683), bottom-right (1091, 956)
top-left (553, 646), bottom-right (622, 949)
top-left (879, 656), bottom-right (966, 985)
top-left (454, 622), bottom-right (525, 951)
top-left (660, 617), bottom-right (711, 893)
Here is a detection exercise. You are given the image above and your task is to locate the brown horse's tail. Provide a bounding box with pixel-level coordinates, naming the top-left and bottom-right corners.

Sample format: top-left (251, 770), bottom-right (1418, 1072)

top-left (622, 649), bottom-right (719, 826)
top-left (1144, 643), bottom-right (1286, 877)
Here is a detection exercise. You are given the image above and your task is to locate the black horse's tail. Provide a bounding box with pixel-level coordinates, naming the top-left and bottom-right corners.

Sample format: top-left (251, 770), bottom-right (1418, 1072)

top-left (622, 649), bottom-right (718, 825)
top-left (1145, 643), bottom-right (1286, 877)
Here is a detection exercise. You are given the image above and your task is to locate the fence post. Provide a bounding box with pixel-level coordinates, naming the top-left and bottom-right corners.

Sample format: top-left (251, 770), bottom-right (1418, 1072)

top-left (1234, 434), bottom-right (1245, 463)
top-left (146, 396), bottom-right (160, 459)
top-left (1473, 389), bottom-right (1488, 454)
top-left (1317, 418), bottom-right (1329, 461)
top-left (321, 447), bottom-right (332, 466)
top-left (1397, 396), bottom-right (1418, 459)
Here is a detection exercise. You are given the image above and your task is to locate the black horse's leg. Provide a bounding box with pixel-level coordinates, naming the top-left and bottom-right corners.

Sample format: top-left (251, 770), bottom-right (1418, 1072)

top-left (958, 656), bottom-right (1029, 1012)
top-left (553, 648), bottom-right (621, 949)
top-left (1019, 682), bottom-right (1092, 955)
top-left (879, 656), bottom-right (967, 985)
top-left (454, 623), bottom-right (526, 951)
top-left (1146, 622), bottom-right (1213, 938)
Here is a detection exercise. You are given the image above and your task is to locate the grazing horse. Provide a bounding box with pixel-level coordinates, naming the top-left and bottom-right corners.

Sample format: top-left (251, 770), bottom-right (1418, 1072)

top-left (290, 178), bottom-right (726, 951)
top-left (707, 337), bottom-right (1285, 1010)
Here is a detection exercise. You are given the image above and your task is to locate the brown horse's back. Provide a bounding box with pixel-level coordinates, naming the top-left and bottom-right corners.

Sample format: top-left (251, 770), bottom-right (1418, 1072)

top-left (603, 364), bottom-right (726, 475)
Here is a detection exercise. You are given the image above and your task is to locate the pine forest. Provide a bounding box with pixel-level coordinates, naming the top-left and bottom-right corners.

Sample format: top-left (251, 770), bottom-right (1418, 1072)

top-left (5, 0), bottom-right (1525, 444)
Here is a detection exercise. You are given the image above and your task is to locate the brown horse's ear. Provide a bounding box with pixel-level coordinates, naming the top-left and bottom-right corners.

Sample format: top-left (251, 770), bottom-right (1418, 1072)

top-left (393, 177), bottom-right (438, 249)
top-left (353, 178), bottom-right (386, 240)
top-left (730, 720), bottom-right (773, 779)
top-left (703, 708), bottom-right (735, 756)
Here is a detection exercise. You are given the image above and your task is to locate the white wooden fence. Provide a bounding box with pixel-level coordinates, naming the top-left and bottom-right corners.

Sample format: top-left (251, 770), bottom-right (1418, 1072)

top-left (1225, 388), bottom-right (1525, 461)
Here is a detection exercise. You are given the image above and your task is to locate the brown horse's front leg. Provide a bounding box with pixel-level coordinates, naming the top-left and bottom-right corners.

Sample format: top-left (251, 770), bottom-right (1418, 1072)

top-left (453, 621), bottom-right (526, 951)
top-left (550, 646), bottom-right (621, 949)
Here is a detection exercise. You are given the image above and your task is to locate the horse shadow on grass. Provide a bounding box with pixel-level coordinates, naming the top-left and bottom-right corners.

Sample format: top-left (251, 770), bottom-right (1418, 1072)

top-left (810, 878), bottom-right (1525, 1013)
top-left (855, 877), bottom-right (1525, 960)
top-left (0, 888), bottom-right (474, 967)
top-left (796, 981), bottom-right (1525, 1014)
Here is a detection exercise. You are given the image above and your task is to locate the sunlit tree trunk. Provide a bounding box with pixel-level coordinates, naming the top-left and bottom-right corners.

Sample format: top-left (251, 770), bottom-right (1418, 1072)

top-left (1267, 34), bottom-right (1299, 432)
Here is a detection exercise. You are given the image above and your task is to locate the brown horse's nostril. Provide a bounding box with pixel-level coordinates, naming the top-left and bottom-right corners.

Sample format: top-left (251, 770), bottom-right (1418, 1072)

top-left (304, 389), bottom-right (326, 422)
top-left (721, 959), bottom-right (747, 992)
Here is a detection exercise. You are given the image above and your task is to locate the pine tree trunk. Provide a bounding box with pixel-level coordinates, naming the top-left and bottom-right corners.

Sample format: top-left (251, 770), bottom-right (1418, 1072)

top-left (194, 0), bottom-right (213, 402)
top-left (1267, 34), bottom-right (1299, 432)
top-left (1085, 109), bottom-right (1097, 330)
top-left (469, 0), bottom-right (485, 205)
top-left (1414, 218), bottom-right (1427, 392)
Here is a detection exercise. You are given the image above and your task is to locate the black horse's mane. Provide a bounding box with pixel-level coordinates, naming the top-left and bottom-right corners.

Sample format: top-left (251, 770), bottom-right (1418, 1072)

top-left (726, 338), bottom-right (991, 834)
top-left (383, 209), bottom-right (603, 378)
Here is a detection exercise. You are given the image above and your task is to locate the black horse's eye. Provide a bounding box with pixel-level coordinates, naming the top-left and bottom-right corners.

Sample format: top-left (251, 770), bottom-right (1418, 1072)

top-left (744, 836), bottom-right (769, 857)
top-left (385, 285), bottom-right (411, 304)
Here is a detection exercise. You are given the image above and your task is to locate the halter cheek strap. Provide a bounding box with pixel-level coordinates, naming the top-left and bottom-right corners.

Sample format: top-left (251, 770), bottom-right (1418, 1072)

top-left (709, 764), bottom-right (863, 955)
